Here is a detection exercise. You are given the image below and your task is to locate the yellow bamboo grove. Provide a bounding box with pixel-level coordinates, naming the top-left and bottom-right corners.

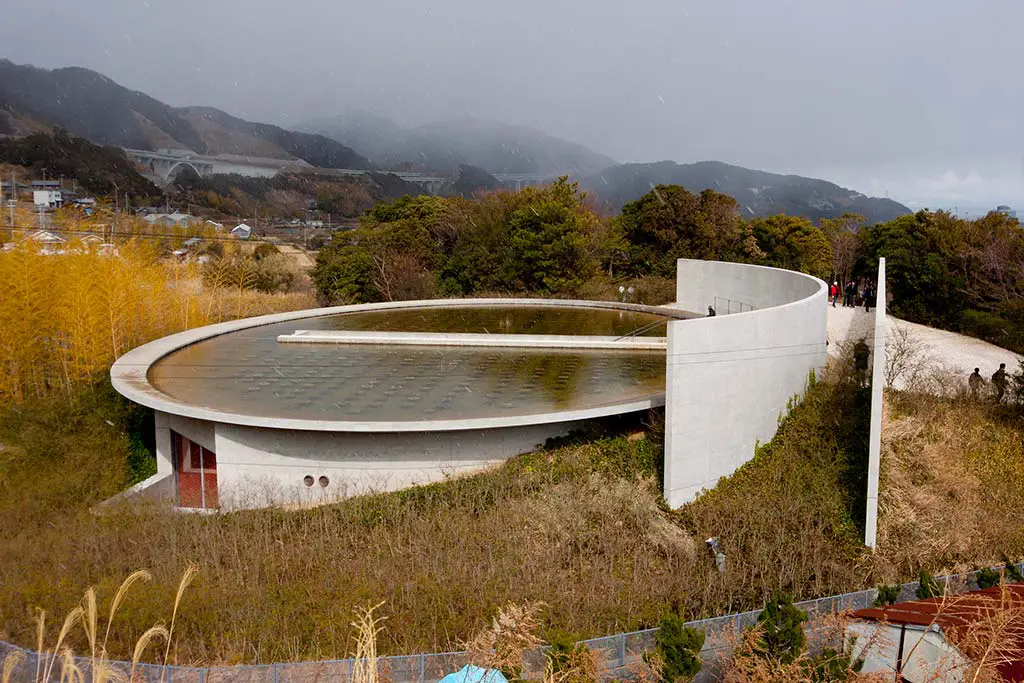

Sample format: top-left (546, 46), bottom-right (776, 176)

top-left (0, 238), bottom-right (311, 404)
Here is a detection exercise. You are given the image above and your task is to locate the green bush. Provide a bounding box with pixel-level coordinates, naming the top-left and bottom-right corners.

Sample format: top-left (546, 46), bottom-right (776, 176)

top-left (976, 567), bottom-right (1001, 590)
top-left (808, 644), bottom-right (864, 682)
top-left (545, 631), bottom-right (590, 680)
top-left (650, 615), bottom-right (703, 682)
top-left (873, 584), bottom-right (900, 607)
top-left (916, 570), bottom-right (941, 599)
top-left (1003, 556), bottom-right (1024, 583)
top-left (754, 594), bottom-right (807, 665)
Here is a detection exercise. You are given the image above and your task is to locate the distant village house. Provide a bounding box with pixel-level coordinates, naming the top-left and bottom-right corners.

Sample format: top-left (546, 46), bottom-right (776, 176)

top-left (231, 223), bottom-right (252, 240)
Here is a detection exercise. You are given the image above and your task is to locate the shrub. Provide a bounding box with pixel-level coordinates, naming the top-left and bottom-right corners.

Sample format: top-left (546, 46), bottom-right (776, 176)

top-left (253, 243), bottom-right (280, 261)
top-left (545, 631), bottom-right (595, 683)
top-left (976, 567), bottom-right (1001, 590)
top-left (874, 584), bottom-right (900, 607)
top-left (916, 570), bottom-right (941, 599)
top-left (1004, 556), bottom-right (1024, 583)
top-left (649, 615), bottom-right (703, 682)
top-left (753, 594), bottom-right (807, 665)
top-left (808, 644), bottom-right (864, 682)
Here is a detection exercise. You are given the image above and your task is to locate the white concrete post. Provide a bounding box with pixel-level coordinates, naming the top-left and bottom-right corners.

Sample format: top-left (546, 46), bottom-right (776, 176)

top-left (864, 258), bottom-right (886, 549)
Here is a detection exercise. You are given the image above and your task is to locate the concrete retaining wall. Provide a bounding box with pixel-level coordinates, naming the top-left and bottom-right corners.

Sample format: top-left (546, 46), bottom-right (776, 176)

top-left (211, 418), bottom-right (585, 509)
top-left (663, 260), bottom-right (828, 507)
top-left (147, 411), bottom-right (593, 510)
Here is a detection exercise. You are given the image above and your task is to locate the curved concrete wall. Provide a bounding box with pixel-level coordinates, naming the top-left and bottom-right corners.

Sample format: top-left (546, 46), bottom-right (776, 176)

top-left (664, 260), bottom-right (828, 508)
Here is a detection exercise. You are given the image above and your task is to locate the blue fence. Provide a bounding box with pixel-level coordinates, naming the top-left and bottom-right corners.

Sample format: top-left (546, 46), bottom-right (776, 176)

top-left (0, 566), bottom-right (1013, 683)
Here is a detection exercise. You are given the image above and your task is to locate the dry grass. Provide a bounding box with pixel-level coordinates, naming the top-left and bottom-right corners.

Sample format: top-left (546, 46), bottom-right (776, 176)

top-left (876, 391), bottom-right (1024, 577)
top-left (351, 603), bottom-right (387, 683)
top-left (464, 602), bottom-right (545, 677)
top-left (0, 567), bottom-right (196, 683)
top-left (0, 380), bottom-right (884, 665)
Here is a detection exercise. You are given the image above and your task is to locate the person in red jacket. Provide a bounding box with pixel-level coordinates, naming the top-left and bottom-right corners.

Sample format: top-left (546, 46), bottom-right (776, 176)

top-left (830, 282), bottom-right (839, 307)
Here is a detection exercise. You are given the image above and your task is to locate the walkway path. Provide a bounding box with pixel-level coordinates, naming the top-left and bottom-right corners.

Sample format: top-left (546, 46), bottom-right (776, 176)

top-left (826, 304), bottom-right (1021, 389)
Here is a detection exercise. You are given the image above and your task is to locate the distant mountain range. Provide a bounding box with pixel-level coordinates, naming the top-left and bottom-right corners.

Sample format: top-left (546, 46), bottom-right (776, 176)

top-left (0, 60), bottom-right (372, 170)
top-left (0, 59), bottom-right (910, 222)
top-left (579, 161), bottom-right (911, 223)
top-left (297, 110), bottom-right (617, 176)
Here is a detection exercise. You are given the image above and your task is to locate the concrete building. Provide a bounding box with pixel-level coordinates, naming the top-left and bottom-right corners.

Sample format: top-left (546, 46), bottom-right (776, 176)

top-left (111, 260), bottom-right (827, 512)
top-left (33, 190), bottom-right (63, 208)
top-left (111, 299), bottom-right (684, 510)
top-left (995, 205), bottom-right (1018, 219)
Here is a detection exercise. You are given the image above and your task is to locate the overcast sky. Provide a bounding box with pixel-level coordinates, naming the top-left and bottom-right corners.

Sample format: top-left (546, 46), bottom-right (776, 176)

top-left (2, 0), bottom-right (1023, 209)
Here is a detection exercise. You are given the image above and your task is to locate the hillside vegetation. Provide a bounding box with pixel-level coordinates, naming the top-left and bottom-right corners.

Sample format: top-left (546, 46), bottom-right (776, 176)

top-left (313, 185), bottom-right (1024, 355)
top-left (0, 379), bottom-right (873, 664)
top-left (878, 392), bottom-right (1024, 576)
top-left (0, 130), bottom-right (163, 198)
top-left (579, 160), bottom-right (911, 223)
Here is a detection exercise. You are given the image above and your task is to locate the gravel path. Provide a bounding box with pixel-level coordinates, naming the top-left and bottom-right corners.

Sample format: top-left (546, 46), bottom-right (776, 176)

top-left (826, 304), bottom-right (1021, 390)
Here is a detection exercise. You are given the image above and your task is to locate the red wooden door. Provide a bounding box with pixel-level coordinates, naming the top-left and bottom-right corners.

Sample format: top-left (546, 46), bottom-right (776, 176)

top-left (173, 431), bottom-right (218, 509)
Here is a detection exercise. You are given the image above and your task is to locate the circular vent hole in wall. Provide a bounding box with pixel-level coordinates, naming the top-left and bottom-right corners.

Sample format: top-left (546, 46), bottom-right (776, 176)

top-left (303, 475), bottom-right (314, 487)
top-left (318, 475), bottom-right (329, 487)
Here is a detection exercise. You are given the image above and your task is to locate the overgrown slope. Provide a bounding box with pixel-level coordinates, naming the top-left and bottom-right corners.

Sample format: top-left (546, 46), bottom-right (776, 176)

top-left (0, 382), bottom-right (876, 664)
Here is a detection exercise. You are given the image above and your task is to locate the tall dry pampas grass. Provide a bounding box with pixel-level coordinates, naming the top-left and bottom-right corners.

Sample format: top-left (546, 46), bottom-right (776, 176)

top-left (0, 566), bottom-right (197, 683)
top-left (464, 601), bottom-right (546, 678)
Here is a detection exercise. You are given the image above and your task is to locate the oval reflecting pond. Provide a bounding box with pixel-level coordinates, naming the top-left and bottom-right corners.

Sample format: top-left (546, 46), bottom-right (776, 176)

top-left (148, 304), bottom-right (677, 422)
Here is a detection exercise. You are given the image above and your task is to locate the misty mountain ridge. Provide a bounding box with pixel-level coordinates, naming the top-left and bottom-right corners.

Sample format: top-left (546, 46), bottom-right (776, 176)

top-left (0, 60), bottom-right (372, 170)
top-left (580, 160), bottom-right (911, 223)
top-left (298, 110), bottom-right (617, 176)
top-left (0, 59), bottom-right (908, 222)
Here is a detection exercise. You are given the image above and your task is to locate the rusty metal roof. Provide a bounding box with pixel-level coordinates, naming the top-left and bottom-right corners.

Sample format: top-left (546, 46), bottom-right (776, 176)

top-left (852, 584), bottom-right (1024, 631)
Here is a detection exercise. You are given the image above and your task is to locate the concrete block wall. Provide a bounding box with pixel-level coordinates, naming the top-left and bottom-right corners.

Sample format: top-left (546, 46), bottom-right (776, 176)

top-left (663, 260), bottom-right (827, 507)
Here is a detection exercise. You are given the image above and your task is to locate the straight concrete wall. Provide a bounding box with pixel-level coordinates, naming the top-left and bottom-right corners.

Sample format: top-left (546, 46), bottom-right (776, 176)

top-left (864, 258), bottom-right (886, 548)
top-left (663, 260), bottom-right (827, 507)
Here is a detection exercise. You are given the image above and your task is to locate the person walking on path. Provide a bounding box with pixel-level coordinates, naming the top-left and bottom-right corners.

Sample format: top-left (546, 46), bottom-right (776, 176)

top-left (969, 368), bottom-right (984, 399)
top-left (992, 363), bottom-right (1008, 403)
top-left (863, 282), bottom-right (875, 313)
top-left (830, 282), bottom-right (839, 307)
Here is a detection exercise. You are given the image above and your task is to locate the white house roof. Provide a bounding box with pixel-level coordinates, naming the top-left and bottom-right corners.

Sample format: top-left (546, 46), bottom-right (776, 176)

top-left (231, 223), bottom-right (252, 233)
top-left (28, 230), bottom-right (66, 244)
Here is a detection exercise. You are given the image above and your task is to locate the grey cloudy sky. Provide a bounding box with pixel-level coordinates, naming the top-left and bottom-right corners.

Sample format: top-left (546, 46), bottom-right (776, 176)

top-left (2, 0), bottom-right (1023, 208)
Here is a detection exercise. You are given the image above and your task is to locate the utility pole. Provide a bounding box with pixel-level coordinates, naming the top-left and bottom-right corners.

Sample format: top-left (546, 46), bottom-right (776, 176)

top-left (112, 181), bottom-right (119, 242)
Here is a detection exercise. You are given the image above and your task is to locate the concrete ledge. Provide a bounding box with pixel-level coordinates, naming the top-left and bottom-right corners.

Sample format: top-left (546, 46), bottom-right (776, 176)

top-left (278, 330), bottom-right (667, 350)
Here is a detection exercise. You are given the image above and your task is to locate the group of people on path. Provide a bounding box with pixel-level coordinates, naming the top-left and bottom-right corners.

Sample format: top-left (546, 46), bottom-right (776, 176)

top-left (969, 363), bottom-right (1012, 402)
top-left (830, 280), bottom-right (876, 312)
